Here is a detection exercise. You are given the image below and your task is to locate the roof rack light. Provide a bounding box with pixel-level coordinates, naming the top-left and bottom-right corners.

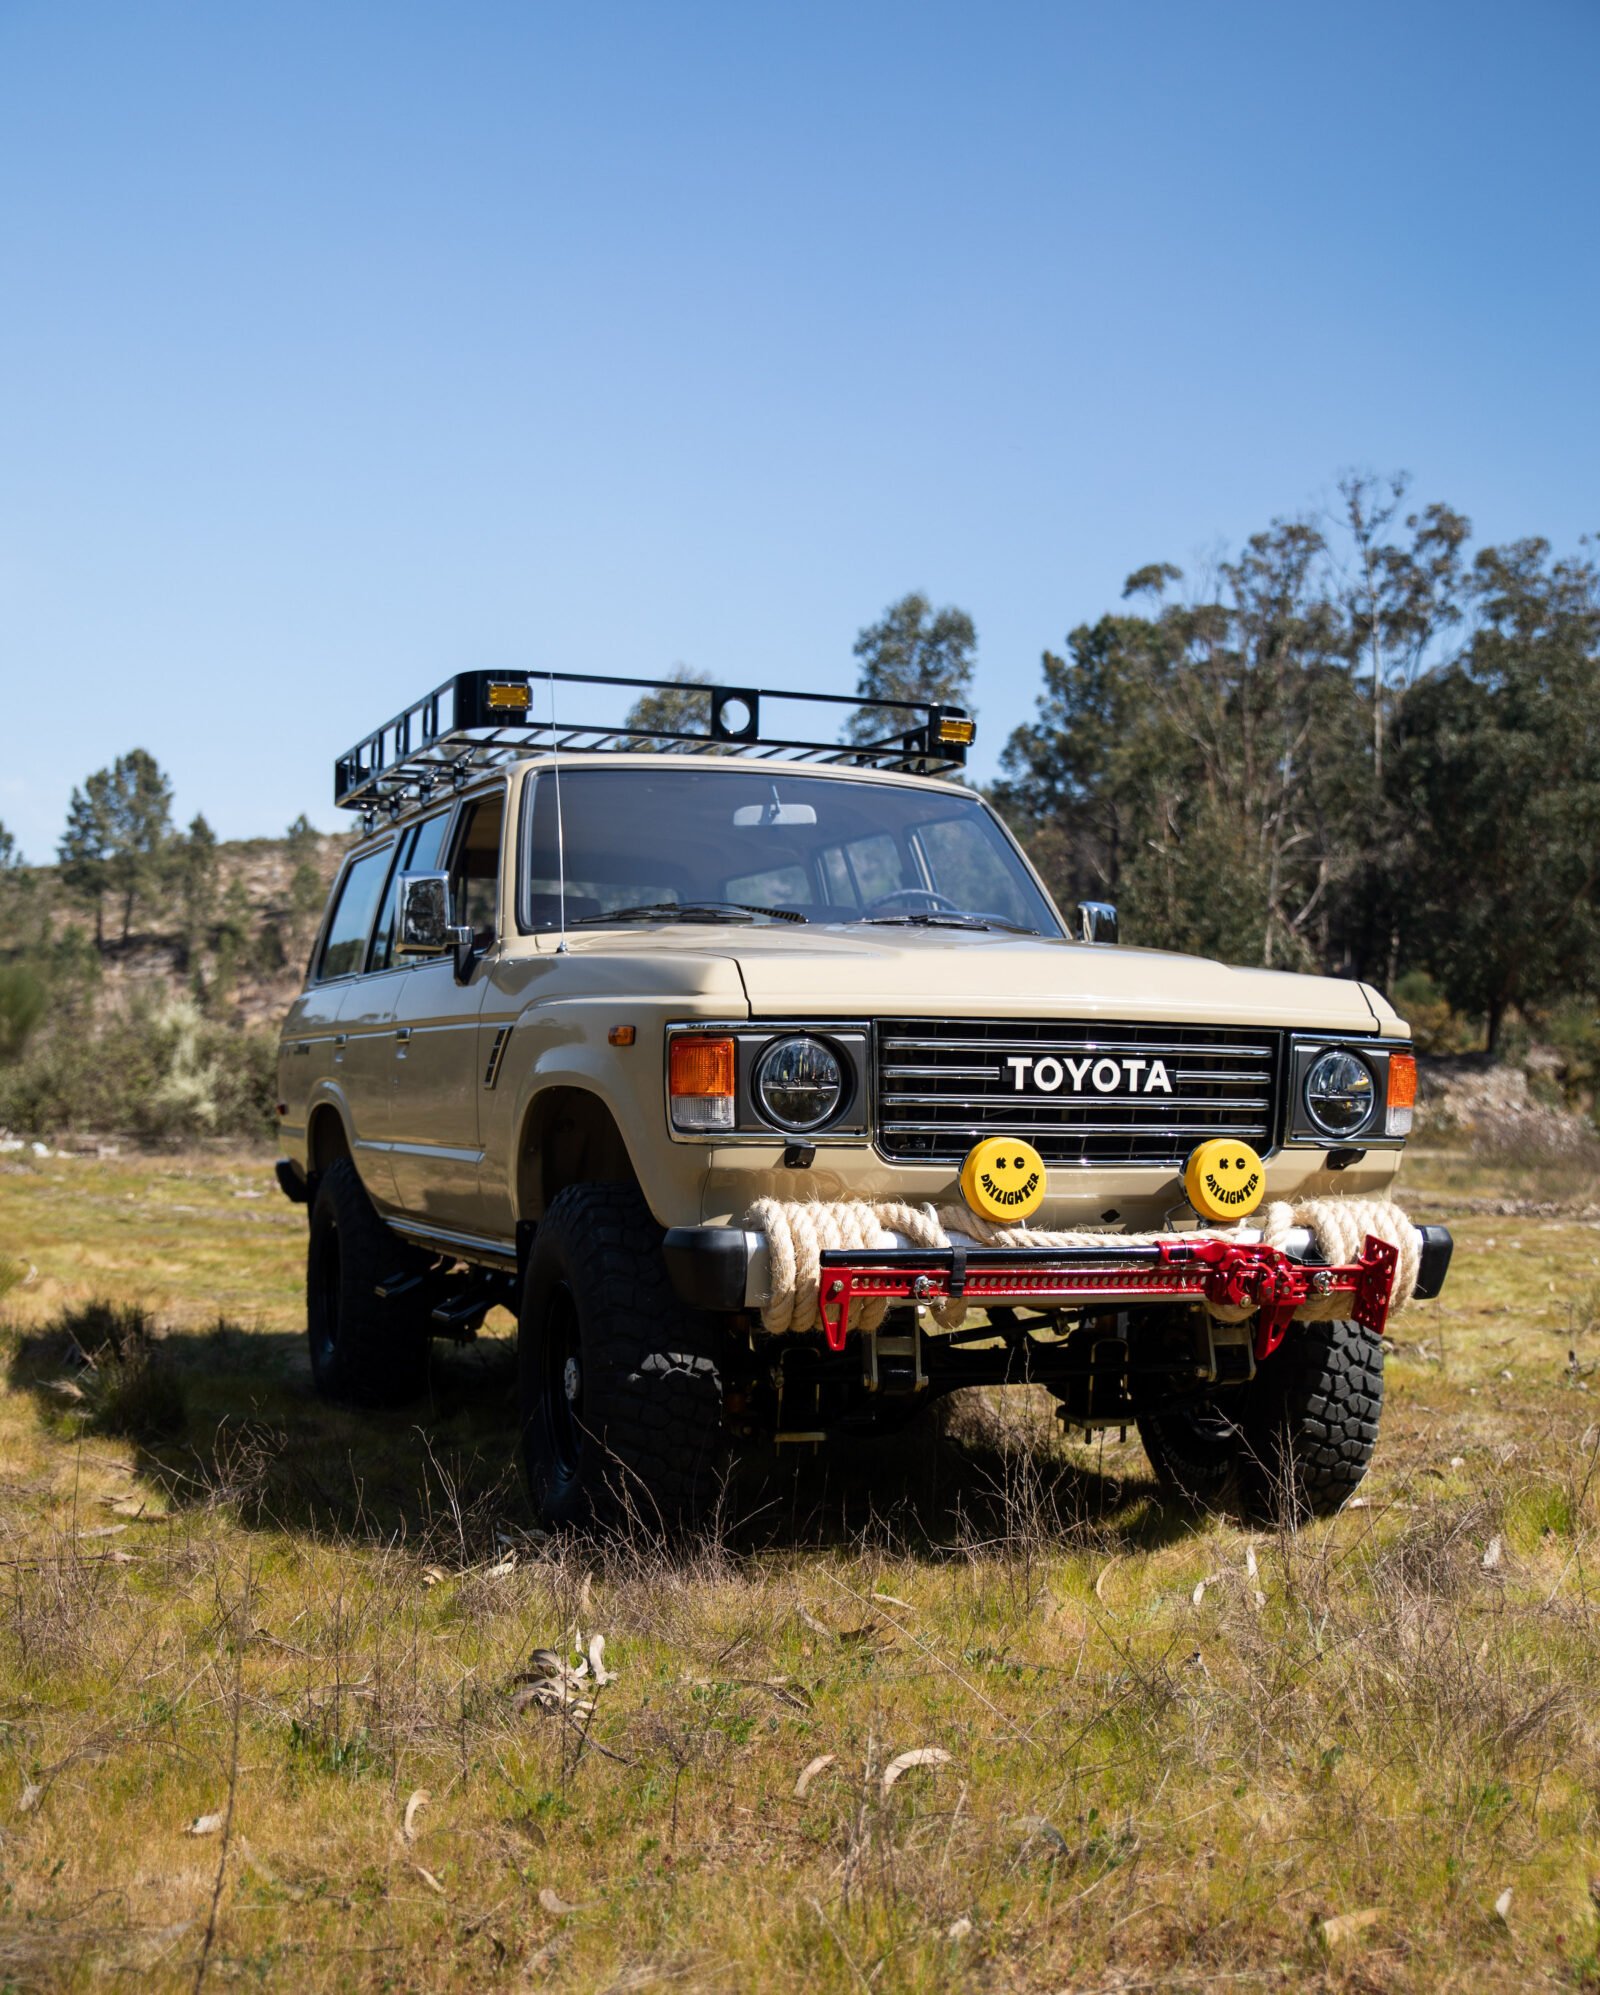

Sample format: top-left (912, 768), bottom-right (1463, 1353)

top-left (333, 670), bottom-right (974, 814)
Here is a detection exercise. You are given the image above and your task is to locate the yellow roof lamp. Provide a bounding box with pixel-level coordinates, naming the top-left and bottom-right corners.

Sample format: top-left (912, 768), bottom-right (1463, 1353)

top-left (936, 713), bottom-right (976, 748)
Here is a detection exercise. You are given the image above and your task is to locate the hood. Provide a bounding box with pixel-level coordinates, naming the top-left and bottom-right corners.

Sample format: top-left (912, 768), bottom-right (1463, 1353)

top-left (710, 925), bottom-right (1382, 1031)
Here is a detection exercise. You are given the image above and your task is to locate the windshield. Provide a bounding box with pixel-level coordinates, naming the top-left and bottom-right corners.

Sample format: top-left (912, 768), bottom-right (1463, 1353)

top-left (521, 767), bottom-right (1060, 935)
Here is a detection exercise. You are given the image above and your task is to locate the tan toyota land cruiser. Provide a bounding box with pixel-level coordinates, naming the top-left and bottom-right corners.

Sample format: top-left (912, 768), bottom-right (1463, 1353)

top-left (276, 672), bottom-right (1452, 1529)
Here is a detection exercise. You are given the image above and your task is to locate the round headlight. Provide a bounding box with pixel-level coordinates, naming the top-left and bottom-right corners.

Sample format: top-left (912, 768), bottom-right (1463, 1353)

top-left (1304, 1048), bottom-right (1376, 1138)
top-left (754, 1035), bottom-right (845, 1132)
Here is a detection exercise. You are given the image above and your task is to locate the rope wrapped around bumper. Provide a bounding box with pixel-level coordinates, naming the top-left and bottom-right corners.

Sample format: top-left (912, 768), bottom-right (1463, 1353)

top-left (745, 1195), bottom-right (1425, 1338)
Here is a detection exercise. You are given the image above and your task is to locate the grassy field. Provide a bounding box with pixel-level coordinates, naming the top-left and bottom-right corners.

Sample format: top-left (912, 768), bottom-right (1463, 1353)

top-left (1, 1145), bottom-right (1599, 1991)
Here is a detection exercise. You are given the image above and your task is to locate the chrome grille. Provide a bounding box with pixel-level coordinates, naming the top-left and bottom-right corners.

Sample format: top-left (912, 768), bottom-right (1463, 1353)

top-left (876, 1020), bottom-right (1282, 1168)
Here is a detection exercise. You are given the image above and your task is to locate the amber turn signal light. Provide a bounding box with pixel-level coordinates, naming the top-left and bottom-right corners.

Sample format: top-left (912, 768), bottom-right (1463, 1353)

top-left (670, 1036), bottom-right (736, 1096)
top-left (1387, 1050), bottom-right (1417, 1136)
top-left (669, 1035), bottom-right (737, 1132)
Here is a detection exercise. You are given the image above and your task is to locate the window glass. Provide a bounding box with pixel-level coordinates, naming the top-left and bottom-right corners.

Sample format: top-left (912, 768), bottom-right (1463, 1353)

top-left (451, 791), bottom-right (505, 948)
top-left (725, 862), bottom-right (810, 908)
top-left (917, 817), bottom-right (1035, 926)
top-left (318, 844), bottom-right (394, 980)
top-left (520, 769), bottom-right (1058, 934)
top-left (370, 810), bottom-right (452, 972)
top-left (841, 832), bottom-right (908, 905)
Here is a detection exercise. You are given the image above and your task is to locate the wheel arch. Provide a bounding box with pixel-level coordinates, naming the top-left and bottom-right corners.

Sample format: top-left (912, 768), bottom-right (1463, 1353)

top-left (516, 1085), bottom-right (639, 1222)
top-left (306, 1099), bottom-right (353, 1174)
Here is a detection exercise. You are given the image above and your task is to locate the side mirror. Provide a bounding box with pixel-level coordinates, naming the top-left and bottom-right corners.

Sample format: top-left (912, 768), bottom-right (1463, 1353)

top-left (1077, 900), bottom-right (1118, 945)
top-left (396, 872), bottom-right (475, 980)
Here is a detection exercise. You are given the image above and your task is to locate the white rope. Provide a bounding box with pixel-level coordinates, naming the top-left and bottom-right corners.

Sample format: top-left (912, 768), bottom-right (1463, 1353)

top-left (746, 1194), bottom-right (1425, 1337)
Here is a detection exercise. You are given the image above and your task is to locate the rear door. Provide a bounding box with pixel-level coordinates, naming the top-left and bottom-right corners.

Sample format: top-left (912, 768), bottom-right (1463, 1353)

top-left (335, 807), bottom-right (456, 1210)
top-left (290, 838), bottom-right (397, 1204)
top-left (387, 785), bottom-right (505, 1232)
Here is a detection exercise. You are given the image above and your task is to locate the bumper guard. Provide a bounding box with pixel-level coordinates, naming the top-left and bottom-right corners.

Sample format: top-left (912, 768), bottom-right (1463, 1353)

top-left (815, 1234), bottom-right (1400, 1361)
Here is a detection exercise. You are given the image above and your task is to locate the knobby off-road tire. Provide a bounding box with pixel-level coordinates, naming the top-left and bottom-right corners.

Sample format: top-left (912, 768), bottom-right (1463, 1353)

top-left (1239, 1316), bottom-right (1384, 1523)
top-left (518, 1182), bottom-right (730, 1531)
top-left (306, 1158), bottom-right (432, 1406)
top-left (1136, 1399), bottom-right (1245, 1508)
top-left (1137, 1318), bottom-right (1384, 1522)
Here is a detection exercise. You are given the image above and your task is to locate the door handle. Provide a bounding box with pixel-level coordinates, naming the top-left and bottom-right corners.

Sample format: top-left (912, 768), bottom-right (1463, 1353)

top-left (395, 1026), bottom-right (413, 1043)
top-left (333, 1033), bottom-right (348, 1048)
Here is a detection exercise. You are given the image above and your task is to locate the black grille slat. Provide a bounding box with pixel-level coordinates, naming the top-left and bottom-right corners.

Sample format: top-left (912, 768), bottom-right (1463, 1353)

top-left (875, 1019), bottom-right (1282, 1168)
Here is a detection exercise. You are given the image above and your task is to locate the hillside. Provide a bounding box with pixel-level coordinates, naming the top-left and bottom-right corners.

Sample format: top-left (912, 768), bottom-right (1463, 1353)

top-left (9, 828), bottom-right (353, 1033)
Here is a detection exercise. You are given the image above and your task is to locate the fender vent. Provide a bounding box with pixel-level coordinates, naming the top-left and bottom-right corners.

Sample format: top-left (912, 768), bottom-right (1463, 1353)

top-left (483, 1027), bottom-right (511, 1090)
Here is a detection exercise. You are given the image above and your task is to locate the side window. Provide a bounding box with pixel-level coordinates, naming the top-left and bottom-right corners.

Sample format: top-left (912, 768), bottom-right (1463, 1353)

top-left (369, 809), bottom-right (453, 973)
top-left (724, 862), bottom-right (809, 908)
top-left (317, 843), bottom-right (394, 980)
top-left (450, 791), bottom-right (505, 949)
top-left (917, 816), bottom-right (1032, 925)
top-left (844, 832), bottom-right (909, 904)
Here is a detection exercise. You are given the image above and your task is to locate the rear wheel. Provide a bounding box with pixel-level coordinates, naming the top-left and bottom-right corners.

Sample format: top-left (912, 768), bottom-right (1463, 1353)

top-left (306, 1158), bottom-right (432, 1406)
top-left (1136, 1397), bottom-right (1244, 1506)
top-left (518, 1183), bottom-right (731, 1530)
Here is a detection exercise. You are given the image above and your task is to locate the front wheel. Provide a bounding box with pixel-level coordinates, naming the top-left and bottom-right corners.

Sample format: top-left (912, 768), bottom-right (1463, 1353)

top-left (1239, 1317), bottom-right (1384, 1522)
top-left (1137, 1318), bottom-right (1384, 1522)
top-left (518, 1184), bottom-right (731, 1530)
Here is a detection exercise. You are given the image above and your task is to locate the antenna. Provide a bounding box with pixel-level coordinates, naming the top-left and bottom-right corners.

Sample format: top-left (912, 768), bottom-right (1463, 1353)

top-left (548, 670), bottom-right (569, 955)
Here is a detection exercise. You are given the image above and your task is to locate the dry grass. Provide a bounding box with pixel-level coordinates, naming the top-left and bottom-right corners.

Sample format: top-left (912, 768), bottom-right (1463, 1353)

top-left (1, 1143), bottom-right (1599, 1990)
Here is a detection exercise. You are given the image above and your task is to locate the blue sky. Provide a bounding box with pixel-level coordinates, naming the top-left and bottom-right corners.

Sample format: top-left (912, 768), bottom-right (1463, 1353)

top-left (1, 0), bottom-right (1596, 859)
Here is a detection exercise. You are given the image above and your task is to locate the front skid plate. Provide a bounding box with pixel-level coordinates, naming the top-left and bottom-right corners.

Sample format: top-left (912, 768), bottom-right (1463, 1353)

top-left (815, 1235), bottom-right (1399, 1360)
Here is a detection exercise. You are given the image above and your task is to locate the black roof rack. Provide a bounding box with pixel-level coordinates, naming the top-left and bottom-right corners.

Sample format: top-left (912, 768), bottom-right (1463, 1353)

top-left (333, 670), bottom-right (975, 815)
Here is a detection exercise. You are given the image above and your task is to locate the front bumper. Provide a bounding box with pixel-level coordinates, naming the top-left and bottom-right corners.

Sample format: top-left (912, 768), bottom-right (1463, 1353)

top-left (664, 1220), bottom-right (1455, 1329)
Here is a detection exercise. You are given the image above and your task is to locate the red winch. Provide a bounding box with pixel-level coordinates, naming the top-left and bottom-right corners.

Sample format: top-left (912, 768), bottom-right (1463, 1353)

top-left (814, 1233), bottom-right (1400, 1359)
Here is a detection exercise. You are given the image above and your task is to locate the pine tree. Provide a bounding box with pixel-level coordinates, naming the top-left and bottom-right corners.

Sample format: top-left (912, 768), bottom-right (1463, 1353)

top-left (59, 771), bottom-right (115, 948)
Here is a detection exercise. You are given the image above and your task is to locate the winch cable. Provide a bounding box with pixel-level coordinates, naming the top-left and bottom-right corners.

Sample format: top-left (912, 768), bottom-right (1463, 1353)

top-left (746, 1195), bottom-right (1425, 1338)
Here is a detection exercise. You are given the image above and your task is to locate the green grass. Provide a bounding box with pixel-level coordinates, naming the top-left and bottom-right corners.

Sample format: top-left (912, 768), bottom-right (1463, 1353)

top-left (1, 1143), bottom-right (1599, 1990)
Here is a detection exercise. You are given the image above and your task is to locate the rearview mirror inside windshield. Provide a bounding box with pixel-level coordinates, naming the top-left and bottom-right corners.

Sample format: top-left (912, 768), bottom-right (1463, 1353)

top-left (732, 800), bottom-right (818, 827)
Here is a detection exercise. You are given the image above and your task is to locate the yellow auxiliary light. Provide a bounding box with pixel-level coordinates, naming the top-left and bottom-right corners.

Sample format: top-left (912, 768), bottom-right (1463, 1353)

top-left (1184, 1140), bottom-right (1266, 1223)
top-left (938, 716), bottom-right (976, 746)
top-left (486, 681), bottom-right (531, 711)
top-left (960, 1137), bottom-right (1046, 1223)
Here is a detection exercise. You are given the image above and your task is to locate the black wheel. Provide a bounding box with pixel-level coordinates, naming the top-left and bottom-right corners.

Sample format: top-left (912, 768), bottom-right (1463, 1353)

top-left (306, 1158), bottom-right (432, 1406)
top-left (518, 1183), bottom-right (731, 1530)
top-left (1240, 1317), bottom-right (1384, 1523)
top-left (1137, 1397), bottom-right (1244, 1506)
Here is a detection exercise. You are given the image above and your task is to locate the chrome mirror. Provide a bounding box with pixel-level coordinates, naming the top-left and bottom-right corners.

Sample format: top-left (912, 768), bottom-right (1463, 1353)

top-left (396, 872), bottom-right (473, 974)
top-left (1077, 900), bottom-right (1118, 945)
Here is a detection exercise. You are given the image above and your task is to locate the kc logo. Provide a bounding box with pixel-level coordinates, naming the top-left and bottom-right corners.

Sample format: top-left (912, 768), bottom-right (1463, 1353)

top-left (1006, 1054), bottom-right (1174, 1096)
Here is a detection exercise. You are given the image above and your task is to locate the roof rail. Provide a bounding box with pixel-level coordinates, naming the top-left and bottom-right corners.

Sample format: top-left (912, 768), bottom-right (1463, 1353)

top-left (333, 670), bottom-right (975, 815)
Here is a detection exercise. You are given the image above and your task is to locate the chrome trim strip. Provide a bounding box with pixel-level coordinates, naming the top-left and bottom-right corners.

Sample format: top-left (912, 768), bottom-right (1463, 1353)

top-left (880, 1092), bottom-right (1272, 1111)
top-left (389, 1217), bottom-right (518, 1268)
top-left (877, 1125), bottom-right (1268, 1141)
top-left (881, 1035), bottom-right (1276, 1059)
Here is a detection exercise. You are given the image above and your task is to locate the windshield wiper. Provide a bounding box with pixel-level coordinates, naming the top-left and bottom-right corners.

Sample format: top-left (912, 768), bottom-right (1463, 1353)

top-left (860, 912), bottom-right (1035, 935)
top-left (572, 900), bottom-right (808, 927)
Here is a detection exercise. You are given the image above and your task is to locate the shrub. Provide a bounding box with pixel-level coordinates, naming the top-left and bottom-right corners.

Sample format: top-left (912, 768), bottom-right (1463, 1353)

top-left (0, 992), bottom-right (277, 1140)
top-left (0, 965), bottom-right (47, 1062)
top-left (1391, 970), bottom-right (1479, 1055)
